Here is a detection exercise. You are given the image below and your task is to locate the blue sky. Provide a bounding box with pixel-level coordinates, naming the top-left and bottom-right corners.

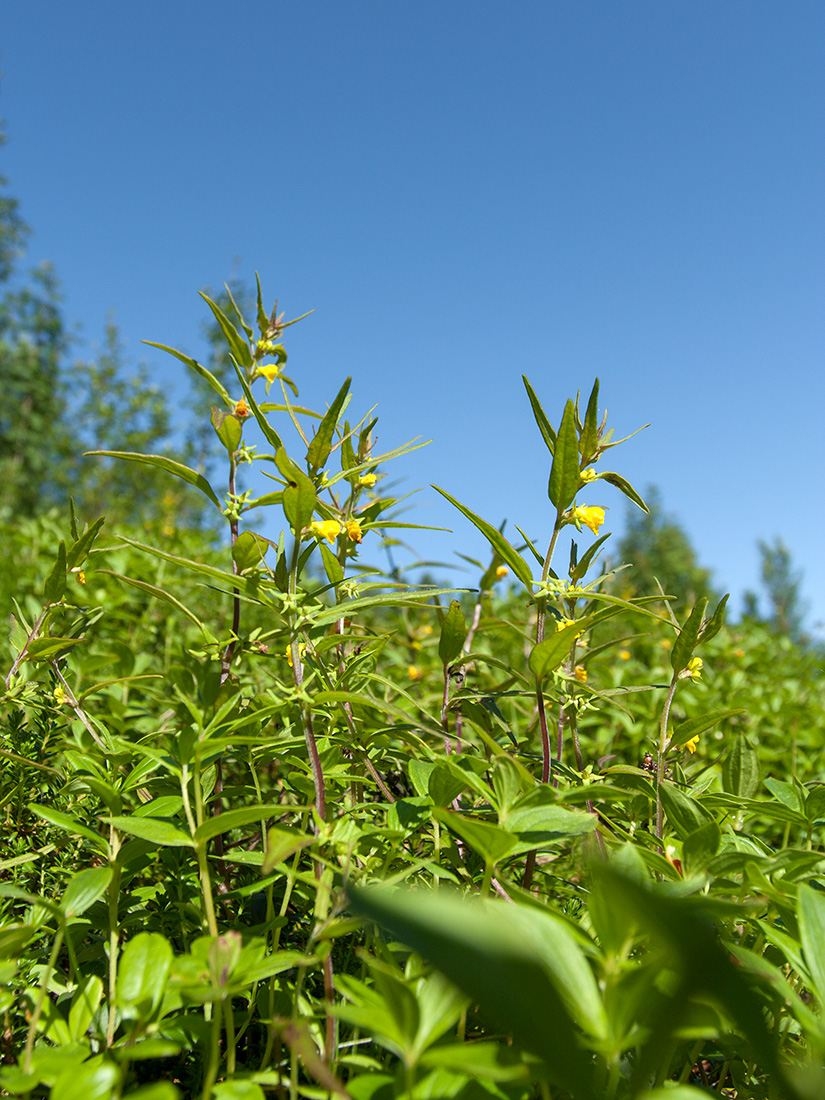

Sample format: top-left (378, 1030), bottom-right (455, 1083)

top-left (2, 3), bottom-right (823, 631)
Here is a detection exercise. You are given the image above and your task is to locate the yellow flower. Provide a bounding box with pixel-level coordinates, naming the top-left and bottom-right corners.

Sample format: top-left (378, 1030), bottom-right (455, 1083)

top-left (733, 647), bottom-right (745, 658)
top-left (311, 520), bottom-right (341, 544)
top-left (358, 473), bottom-right (377, 487)
top-left (687, 657), bottom-right (703, 681)
top-left (574, 665), bottom-right (587, 683)
top-left (661, 638), bottom-right (672, 650)
top-left (421, 625), bottom-right (433, 636)
top-left (555, 616), bottom-right (576, 632)
top-left (53, 685), bottom-right (68, 705)
top-left (571, 504), bottom-right (605, 535)
top-left (619, 649), bottom-right (631, 661)
top-left (258, 363), bottom-right (282, 384)
top-left (234, 398), bottom-right (251, 421)
top-left (579, 467), bottom-right (598, 484)
top-left (685, 735), bottom-right (700, 754)
top-left (285, 642), bottom-right (306, 668)
top-left (495, 565), bottom-right (509, 580)
top-left (344, 519), bottom-right (363, 543)
top-left (408, 665), bottom-right (423, 681)
top-left (73, 569), bottom-right (86, 585)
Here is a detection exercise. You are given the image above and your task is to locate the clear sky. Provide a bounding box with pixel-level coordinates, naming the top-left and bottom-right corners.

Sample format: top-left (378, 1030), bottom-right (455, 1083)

top-left (2, 3), bottom-right (823, 631)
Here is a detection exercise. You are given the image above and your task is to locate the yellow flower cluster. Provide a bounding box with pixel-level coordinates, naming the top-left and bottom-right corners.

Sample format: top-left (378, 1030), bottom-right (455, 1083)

top-left (570, 504), bottom-right (605, 535)
top-left (574, 665), bottom-right (587, 683)
top-left (579, 467), bottom-right (598, 484)
top-left (358, 473), bottom-right (377, 487)
top-left (285, 642), bottom-right (307, 668)
top-left (257, 363), bottom-right (282, 384)
top-left (310, 519), bottom-right (364, 544)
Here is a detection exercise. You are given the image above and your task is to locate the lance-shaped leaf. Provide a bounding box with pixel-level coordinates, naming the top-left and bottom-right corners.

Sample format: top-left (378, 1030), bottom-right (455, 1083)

top-left (25, 637), bottom-right (85, 661)
top-left (722, 730), bottom-right (760, 799)
top-left (199, 291), bottom-right (253, 368)
top-left (548, 399), bottom-right (581, 511)
top-left (232, 531), bottom-right (269, 574)
top-left (438, 600), bottom-right (467, 667)
top-left (597, 471), bottom-right (648, 513)
top-left (671, 597), bottom-right (708, 675)
top-left (211, 407), bottom-right (242, 452)
top-left (522, 376), bottom-right (556, 455)
top-left (276, 448), bottom-right (317, 535)
top-left (348, 885), bottom-right (597, 1098)
top-left (86, 452), bottom-right (221, 509)
top-left (66, 516), bottom-right (105, 571)
top-left (433, 486), bottom-right (533, 593)
top-left (62, 866), bottom-right (112, 918)
top-left (580, 378), bottom-right (600, 461)
top-left (699, 593), bottom-right (729, 644)
top-left (306, 377), bottom-right (352, 472)
top-left (44, 540), bottom-right (67, 604)
top-left (106, 816), bottom-right (194, 847)
top-left (435, 809), bottom-right (518, 866)
top-left (143, 340), bottom-right (232, 406)
top-left (670, 708), bottom-right (746, 747)
top-left (529, 615), bottom-right (597, 680)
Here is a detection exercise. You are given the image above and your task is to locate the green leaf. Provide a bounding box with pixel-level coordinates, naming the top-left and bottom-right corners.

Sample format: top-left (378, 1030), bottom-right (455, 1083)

top-left (106, 816), bottom-right (194, 848)
top-left (434, 809), bottom-right (518, 865)
top-left (25, 636), bottom-right (85, 661)
top-left (143, 340), bottom-right (232, 405)
top-left (597, 471), bottom-right (648, 512)
top-left (68, 974), bottom-right (104, 1041)
top-left (427, 764), bottom-right (468, 808)
top-left (348, 886), bottom-right (597, 1098)
top-left (671, 598), bottom-right (707, 675)
top-left (61, 866), bottom-right (112, 918)
top-left (97, 570), bottom-right (212, 636)
top-left (318, 542), bottom-right (344, 586)
top-left (51, 1059), bottom-right (120, 1100)
top-left (671, 708), bottom-right (746, 747)
top-left (194, 805), bottom-right (281, 844)
top-left (681, 819), bottom-right (722, 874)
top-left (522, 376), bottom-right (556, 455)
top-left (658, 781), bottom-right (714, 840)
top-left (44, 540), bottom-right (66, 604)
top-left (580, 378), bottom-right (600, 462)
top-left (306, 377), bottom-right (352, 471)
top-left (432, 485), bottom-right (533, 593)
top-left (548, 399), bottom-right (580, 511)
top-left (699, 593), bottom-right (729, 644)
top-left (211, 406), bottom-right (242, 452)
top-left (438, 600), bottom-right (467, 667)
top-left (65, 516), bottom-right (105, 571)
top-left (799, 886), bottom-right (825, 1008)
top-left (86, 452), bottom-right (221, 508)
top-left (213, 1083), bottom-right (267, 1100)
top-left (232, 531), bottom-right (269, 574)
top-left (262, 826), bottom-right (315, 873)
top-left (123, 1083), bottom-right (181, 1100)
top-left (805, 786), bottom-right (825, 824)
top-left (117, 931), bottom-right (173, 1017)
top-left (199, 291), bottom-right (253, 368)
top-left (529, 616), bottom-right (596, 680)
top-left (503, 790), bottom-right (597, 851)
top-left (29, 805), bottom-right (108, 854)
top-left (276, 448), bottom-right (317, 535)
top-left (722, 731), bottom-right (760, 799)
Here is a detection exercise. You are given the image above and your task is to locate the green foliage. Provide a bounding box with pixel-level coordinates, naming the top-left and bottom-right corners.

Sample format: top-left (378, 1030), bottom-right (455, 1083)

top-left (1, 277), bottom-right (824, 1100)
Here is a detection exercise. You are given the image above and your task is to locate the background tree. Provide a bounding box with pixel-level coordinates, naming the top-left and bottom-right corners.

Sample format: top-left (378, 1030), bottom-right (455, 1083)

top-left (743, 537), bottom-right (810, 644)
top-left (615, 485), bottom-right (716, 609)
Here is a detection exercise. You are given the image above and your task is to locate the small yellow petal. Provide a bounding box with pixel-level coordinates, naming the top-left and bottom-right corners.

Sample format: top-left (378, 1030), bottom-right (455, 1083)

top-left (345, 519), bottom-right (363, 543)
top-left (408, 665), bottom-right (423, 681)
top-left (234, 398), bottom-right (251, 420)
top-left (574, 665), bottom-right (587, 683)
top-left (495, 565), bottom-right (509, 580)
top-left (619, 649), bottom-right (631, 660)
top-left (311, 520), bottom-right (341, 544)
top-left (571, 504), bottom-right (605, 535)
top-left (358, 473), bottom-right (377, 487)
top-left (685, 735), bottom-right (700, 754)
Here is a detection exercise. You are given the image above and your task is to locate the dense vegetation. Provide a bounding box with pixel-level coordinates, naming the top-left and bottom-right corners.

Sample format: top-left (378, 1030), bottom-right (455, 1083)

top-left (0, 276), bottom-right (823, 1100)
top-left (2, 136), bottom-right (824, 1100)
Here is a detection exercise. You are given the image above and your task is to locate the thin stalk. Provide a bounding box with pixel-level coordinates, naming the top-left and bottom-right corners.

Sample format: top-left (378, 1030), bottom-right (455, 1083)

top-left (223, 999), bottom-right (237, 1076)
top-left (216, 452), bottom-right (241, 879)
top-left (200, 999), bottom-right (223, 1100)
top-left (288, 534), bottom-right (326, 823)
top-left (5, 605), bottom-right (50, 687)
top-left (656, 674), bottom-right (680, 842)
top-left (23, 927), bottom-right (64, 1073)
top-left (106, 828), bottom-right (122, 1048)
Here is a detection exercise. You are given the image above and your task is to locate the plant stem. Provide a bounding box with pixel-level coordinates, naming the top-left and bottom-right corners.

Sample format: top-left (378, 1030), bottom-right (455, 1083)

top-left (656, 674), bottom-right (680, 842)
top-left (23, 927), bottom-right (64, 1073)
